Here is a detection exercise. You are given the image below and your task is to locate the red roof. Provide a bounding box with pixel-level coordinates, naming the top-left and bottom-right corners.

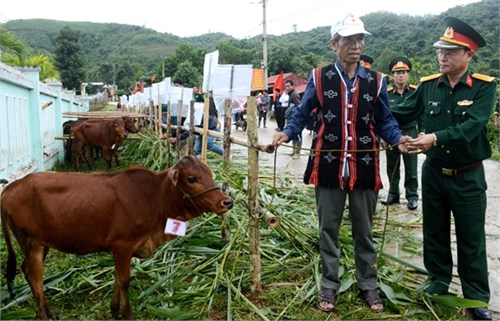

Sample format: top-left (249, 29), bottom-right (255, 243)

top-left (295, 83), bottom-right (307, 94)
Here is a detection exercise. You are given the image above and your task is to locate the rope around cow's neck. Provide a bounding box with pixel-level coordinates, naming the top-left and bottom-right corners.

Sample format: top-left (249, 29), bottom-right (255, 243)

top-left (175, 185), bottom-right (221, 213)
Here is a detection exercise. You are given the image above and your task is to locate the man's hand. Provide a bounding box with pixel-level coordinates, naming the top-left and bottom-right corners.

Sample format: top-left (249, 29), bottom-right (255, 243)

top-left (380, 139), bottom-right (389, 150)
top-left (273, 132), bottom-right (289, 146)
top-left (406, 133), bottom-right (436, 154)
top-left (397, 135), bottom-right (413, 154)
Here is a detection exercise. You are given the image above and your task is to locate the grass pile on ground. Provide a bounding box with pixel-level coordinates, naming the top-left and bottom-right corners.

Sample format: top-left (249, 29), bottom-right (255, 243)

top-left (0, 129), bottom-right (479, 320)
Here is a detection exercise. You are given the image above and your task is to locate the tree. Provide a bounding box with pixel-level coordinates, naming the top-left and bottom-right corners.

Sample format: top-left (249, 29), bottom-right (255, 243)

top-left (163, 43), bottom-right (205, 79)
top-left (173, 61), bottom-right (202, 88)
top-left (0, 28), bottom-right (26, 60)
top-left (1, 28), bottom-right (59, 81)
top-left (54, 26), bottom-right (86, 93)
top-left (2, 53), bottom-right (60, 81)
top-left (215, 40), bottom-right (256, 66)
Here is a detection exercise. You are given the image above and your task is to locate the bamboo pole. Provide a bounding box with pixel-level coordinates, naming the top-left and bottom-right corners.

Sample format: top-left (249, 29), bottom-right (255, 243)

top-left (246, 96), bottom-right (262, 302)
top-left (264, 212), bottom-right (280, 228)
top-left (187, 101), bottom-right (195, 156)
top-left (165, 125), bottom-right (275, 154)
top-left (166, 100), bottom-right (173, 166)
top-left (156, 103), bottom-right (161, 135)
top-left (176, 98), bottom-right (183, 162)
top-left (200, 93), bottom-right (210, 161)
top-left (221, 98), bottom-right (233, 243)
top-left (62, 111), bottom-right (144, 118)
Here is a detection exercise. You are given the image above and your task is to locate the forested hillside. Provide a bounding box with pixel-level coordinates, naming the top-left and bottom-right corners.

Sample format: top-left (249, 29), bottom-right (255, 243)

top-left (1, 0), bottom-right (498, 94)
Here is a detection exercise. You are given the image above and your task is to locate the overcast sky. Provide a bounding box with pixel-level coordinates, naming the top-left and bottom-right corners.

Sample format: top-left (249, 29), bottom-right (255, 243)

top-left (1, 0), bottom-right (481, 39)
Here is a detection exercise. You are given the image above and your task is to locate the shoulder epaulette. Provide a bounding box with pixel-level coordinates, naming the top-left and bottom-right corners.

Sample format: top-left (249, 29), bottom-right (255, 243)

top-left (387, 86), bottom-right (394, 92)
top-left (420, 74), bottom-right (441, 82)
top-left (472, 73), bottom-right (495, 82)
top-left (409, 84), bottom-right (417, 89)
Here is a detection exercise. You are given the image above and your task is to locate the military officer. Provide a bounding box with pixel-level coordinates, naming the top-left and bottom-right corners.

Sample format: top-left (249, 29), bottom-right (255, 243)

top-left (359, 54), bottom-right (374, 69)
top-left (382, 57), bottom-right (420, 210)
top-left (391, 17), bottom-right (496, 320)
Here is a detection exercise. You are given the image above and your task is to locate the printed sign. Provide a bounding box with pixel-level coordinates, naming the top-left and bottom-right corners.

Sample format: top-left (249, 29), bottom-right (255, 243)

top-left (164, 218), bottom-right (188, 237)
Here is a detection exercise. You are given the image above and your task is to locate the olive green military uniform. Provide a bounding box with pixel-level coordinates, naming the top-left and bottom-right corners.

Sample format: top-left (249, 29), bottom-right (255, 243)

top-left (386, 84), bottom-right (419, 203)
top-left (392, 69), bottom-right (496, 303)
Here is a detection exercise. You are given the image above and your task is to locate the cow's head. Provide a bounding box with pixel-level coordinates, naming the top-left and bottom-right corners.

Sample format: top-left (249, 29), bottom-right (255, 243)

top-left (122, 116), bottom-right (139, 134)
top-left (112, 118), bottom-right (127, 140)
top-left (169, 156), bottom-right (233, 217)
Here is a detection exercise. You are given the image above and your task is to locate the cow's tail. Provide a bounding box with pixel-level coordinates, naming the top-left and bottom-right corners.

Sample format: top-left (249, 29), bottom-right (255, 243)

top-left (0, 189), bottom-right (18, 299)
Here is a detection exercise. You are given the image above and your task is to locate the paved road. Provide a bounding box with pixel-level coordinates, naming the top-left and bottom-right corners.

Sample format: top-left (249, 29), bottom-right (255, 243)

top-left (231, 117), bottom-right (500, 316)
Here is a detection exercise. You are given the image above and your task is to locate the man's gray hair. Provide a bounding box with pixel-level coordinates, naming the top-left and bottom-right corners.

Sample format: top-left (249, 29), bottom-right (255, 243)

top-left (332, 33), bottom-right (341, 42)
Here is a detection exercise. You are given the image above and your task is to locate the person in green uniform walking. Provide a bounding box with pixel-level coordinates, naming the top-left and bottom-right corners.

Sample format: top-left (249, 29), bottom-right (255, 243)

top-left (391, 17), bottom-right (496, 320)
top-left (382, 57), bottom-right (420, 210)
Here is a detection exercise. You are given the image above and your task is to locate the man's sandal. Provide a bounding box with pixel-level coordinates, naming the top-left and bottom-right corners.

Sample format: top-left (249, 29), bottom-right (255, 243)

top-left (360, 289), bottom-right (385, 313)
top-left (317, 288), bottom-right (337, 312)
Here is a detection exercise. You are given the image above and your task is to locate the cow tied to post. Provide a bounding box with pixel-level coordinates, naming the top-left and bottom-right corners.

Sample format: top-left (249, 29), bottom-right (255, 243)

top-left (1, 156), bottom-right (233, 320)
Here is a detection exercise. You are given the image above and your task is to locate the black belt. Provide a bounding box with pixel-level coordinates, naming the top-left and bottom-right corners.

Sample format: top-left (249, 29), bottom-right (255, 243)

top-left (428, 159), bottom-right (482, 176)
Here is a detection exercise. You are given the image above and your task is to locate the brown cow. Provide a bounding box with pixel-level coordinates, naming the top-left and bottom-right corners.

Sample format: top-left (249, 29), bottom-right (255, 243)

top-left (71, 118), bottom-right (127, 170)
top-left (1, 156), bottom-right (233, 320)
top-left (121, 116), bottom-right (139, 134)
top-left (64, 117), bottom-right (139, 166)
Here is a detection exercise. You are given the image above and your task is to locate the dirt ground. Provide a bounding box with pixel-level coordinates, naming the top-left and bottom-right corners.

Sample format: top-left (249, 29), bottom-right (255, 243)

top-left (231, 117), bottom-right (500, 318)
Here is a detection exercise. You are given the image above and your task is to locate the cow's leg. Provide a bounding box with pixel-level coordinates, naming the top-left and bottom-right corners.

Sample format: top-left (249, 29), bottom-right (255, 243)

top-left (20, 241), bottom-right (56, 320)
top-left (102, 148), bottom-right (113, 169)
top-left (82, 145), bottom-right (94, 170)
top-left (71, 140), bottom-right (83, 170)
top-left (113, 149), bottom-right (120, 166)
top-left (111, 250), bottom-right (134, 319)
top-left (72, 139), bottom-right (91, 170)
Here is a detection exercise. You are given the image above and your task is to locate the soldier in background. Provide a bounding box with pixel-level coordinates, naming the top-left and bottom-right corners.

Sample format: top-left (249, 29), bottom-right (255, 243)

top-left (359, 54), bottom-right (373, 69)
top-left (382, 57), bottom-right (420, 210)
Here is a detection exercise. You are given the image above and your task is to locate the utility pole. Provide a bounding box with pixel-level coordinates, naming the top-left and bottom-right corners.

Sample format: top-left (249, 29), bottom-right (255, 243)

top-left (262, 0), bottom-right (268, 90)
top-left (112, 63), bottom-right (116, 101)
top-left (160, 55), bottom-right (165, 79)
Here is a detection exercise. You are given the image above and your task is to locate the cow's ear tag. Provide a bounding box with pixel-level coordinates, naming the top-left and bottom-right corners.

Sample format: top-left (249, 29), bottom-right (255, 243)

top-left (164, 218), bottom-right (187, 236)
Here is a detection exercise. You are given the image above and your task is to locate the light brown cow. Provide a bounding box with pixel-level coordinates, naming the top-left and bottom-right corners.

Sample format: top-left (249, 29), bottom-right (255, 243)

top-left (71, 118), bottom-right (127, 170)
top-left (1, 156), bottom-right (233, 319)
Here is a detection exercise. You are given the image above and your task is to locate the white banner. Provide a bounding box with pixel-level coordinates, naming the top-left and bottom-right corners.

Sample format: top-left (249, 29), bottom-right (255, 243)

top-left (169, 86), bottom-right (193, 117)
top-left (211, 64), bottom-right (253, 115)
top-left (203, 50), bottom-right (219, 92)
top-left (159, 77), bottom-right (171, 104)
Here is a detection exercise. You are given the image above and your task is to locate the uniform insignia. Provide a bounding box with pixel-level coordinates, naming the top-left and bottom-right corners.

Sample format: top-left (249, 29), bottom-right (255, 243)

top-left (409, 84), bottom-right (417, 89)
top-left (387, 85), bottom-right (394, 92)
top-left (428, 101), bottom-right (440, 107)
top-left (443, 27), bottom-right (454, 39)
top-left (471, 73), bottom-right (495, 82)
top-left (420, 74), bottom-right (441, 82)
top-left (457, 100), bottom-right (473, 106)
top-left (466, 75), bottom-right (473, 87)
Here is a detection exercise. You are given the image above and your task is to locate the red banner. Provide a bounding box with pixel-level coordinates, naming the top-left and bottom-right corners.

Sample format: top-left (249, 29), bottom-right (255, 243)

top-left (272, 71), bottom-right (284, 101)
